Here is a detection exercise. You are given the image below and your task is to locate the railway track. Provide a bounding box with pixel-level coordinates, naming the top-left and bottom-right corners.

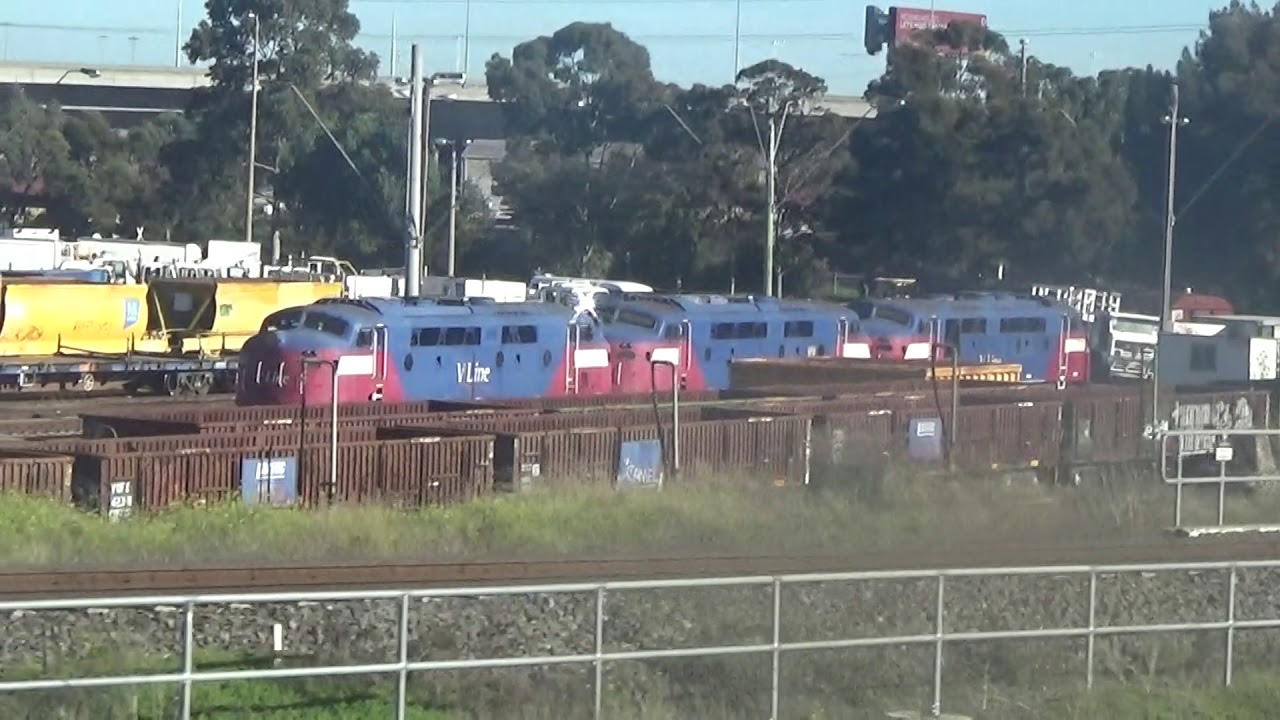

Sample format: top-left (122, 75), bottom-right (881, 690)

top-left (0, 396), bottom-right (234, 438)
top-left (6, 536), bottom-right (1280, 600)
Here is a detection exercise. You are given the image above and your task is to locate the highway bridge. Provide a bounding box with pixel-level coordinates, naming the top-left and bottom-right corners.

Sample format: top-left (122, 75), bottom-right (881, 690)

top-left (0, 60), bottom-right (875, 137)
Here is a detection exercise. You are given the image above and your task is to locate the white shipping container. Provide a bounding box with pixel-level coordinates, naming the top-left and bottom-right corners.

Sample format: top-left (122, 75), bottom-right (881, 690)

top-left (1155, 332), bottom-right (1278, 386)
top-left (422, 276), bottom-right (527, 303)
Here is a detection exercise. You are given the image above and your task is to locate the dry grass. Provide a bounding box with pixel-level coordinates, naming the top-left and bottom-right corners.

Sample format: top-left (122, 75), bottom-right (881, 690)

top-left (2, 460), bottom-right (1272, 568)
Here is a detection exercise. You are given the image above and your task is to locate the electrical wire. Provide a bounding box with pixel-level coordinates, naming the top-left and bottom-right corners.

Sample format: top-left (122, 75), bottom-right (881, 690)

top-left (0, 19), bottom-right (1213, 43)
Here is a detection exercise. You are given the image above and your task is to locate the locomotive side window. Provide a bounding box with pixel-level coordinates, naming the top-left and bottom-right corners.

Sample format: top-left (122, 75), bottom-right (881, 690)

top-left (711, 323), bottom-right (734, 339)
top-left (662, 323), bottom-right (685, 340)
top-left (411, 328), bottom-right (442, 346)
top-left (999, 317), bottom-right (1047, 333)
top-left (784, 320), bottom-right (814, 338)
top-left (502, 325), bottom-right (538, 344)
top-left (443, 327), bottom-right (481, 346)
top-left (355, 328), bottom-right (374, 348)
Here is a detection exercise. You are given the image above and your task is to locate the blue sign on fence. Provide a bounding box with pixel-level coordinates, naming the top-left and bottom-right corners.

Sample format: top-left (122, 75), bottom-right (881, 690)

top-left (241, 457), bottom-right (299, 506)
top-left (907, 417), bottom-right (944, 461)
top-left (617, 439), bottom-right (664, 489)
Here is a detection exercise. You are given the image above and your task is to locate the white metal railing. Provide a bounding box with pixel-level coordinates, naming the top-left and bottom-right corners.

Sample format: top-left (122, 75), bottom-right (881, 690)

top-left (1161, 428), bottom-right (1280, 531)
top-left (3, 562), bottom-right (1280, 719)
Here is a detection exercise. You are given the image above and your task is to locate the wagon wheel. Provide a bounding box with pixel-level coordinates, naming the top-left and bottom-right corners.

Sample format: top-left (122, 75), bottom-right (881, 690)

top-left (77, 373), bottom-right (97, 393)
top-left (191, 373), bottom-right (213, 396)
top-left (163, 372), bottom-right (183, 397)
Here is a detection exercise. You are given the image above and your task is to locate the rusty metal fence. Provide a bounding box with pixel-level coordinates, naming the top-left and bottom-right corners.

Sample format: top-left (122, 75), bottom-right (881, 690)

top-left (3, 560), bottom-right (1280, 719)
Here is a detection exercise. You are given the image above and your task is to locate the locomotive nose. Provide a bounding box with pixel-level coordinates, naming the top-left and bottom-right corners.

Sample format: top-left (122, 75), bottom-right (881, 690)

top-left (236, 331), bottom-right (288, 405)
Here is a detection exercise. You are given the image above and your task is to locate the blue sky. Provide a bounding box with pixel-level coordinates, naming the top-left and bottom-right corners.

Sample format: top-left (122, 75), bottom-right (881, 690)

top-left (0, 0), bottom-right (1225, 95)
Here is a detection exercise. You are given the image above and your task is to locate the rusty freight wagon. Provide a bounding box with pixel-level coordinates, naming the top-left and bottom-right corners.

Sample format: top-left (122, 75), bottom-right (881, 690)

top-left (385, 410), bottom-right (813, 491)
top-left (71, 432), bottom-right (496, 514)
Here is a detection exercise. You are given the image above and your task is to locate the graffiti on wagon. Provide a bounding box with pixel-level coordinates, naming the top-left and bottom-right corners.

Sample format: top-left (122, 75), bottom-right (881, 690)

top-left (1170, 397), bottom-right (1256, 454)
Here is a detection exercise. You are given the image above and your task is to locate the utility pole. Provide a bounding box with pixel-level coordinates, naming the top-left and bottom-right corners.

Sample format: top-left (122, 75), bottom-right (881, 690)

top-left (765, 113), bottom-right (777, 297)
top-left (175, 0), bottom-right (182, 67)
top-left (1019, 39), bottom-right (1028, 96)
top-left (406, 45), bottom-right (425, 297)
top-left (389, 12), bottom-right (398, 78)
top-left (245, 12), bottom-right (260, 245)
top-left (761, 99), bottom-right (789, 298)
top-left (1153, 81), bottom-right (1189, 432)
top-left (732, 0), bottom-right (742, 82)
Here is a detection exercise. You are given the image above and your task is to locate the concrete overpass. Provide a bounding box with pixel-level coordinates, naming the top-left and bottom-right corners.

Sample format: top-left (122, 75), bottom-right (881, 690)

top-left (0, 60), bottom-right (874, 132)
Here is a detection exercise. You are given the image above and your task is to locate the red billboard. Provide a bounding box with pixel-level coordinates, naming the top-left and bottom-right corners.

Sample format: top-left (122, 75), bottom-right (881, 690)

top-left (889, 6), bottom-right (988, 52)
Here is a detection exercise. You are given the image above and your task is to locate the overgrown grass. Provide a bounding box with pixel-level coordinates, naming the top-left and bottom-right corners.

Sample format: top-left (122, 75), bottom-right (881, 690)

top-left (1048, 674), bottom-right (1280, 719)
top-left (3, 462), bottom-right (1275, 567)
top-left (8, 647), bottom-right (1280, 719)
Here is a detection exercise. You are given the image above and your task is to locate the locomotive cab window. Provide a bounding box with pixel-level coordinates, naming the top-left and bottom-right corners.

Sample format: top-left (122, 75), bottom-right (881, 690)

top-left (662, 323), bottom-right (685, 340)
top-left (262, 309), bottom-right (302, 332)
top-left (355, 328), bottom-right (374, 348)
top-left (611, 310), bottom-right (657, 329)
top-left (303, 312), bottom-right (350, 338)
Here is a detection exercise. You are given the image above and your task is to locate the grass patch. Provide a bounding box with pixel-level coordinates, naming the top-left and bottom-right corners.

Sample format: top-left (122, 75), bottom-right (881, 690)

top-left (8, 648), bottom-right (1280, 719)
top-left (1046, 674), bottom-right (1280, 719)
top-left (2, 463), bottom-right (1274, 567)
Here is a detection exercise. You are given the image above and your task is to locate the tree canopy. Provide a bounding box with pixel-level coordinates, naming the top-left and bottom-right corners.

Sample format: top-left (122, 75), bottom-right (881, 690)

top-left (4, 1), bottom-right (1280, 304)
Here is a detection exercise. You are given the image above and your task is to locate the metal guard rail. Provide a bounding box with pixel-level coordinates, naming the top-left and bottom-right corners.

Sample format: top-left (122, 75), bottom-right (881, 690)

top-left (3, 560), bottom-right (1280, 719)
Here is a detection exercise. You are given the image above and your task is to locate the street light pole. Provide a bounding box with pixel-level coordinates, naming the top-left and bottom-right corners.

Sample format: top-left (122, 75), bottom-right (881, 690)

top-left (54, 68), bottom-right (100, 84)
top-left (245, 12), bottom-right (261, 245)
top-left (434, 137), bottom-right (470, 277)
top-left (449, 141), bottom-right (459, 276)
top-left (1153, 81), bottom-right (1189, 431)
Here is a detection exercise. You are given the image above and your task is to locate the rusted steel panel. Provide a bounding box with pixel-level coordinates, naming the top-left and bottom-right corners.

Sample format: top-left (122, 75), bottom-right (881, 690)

top-left (0, 450), bottom-right (74, 501)
top-left (434, 408), bottom-right (700, 434)
top-left (38, 428), bottom-right (378, 456)
top-left (335, 436), bottom-right (495, 506)
top-left (494, 391), bottom-right (724, 410)
top-left (892, 401), bottom-right (1064, 471)
top-left (81, 400), bottom-right (518, 435)
top-left (706, 416), bottom-right (812, 485)
top-left (814, 410), bottom-right (896, 470)
top-left (77, 434), bottom-right (498, 513)
top-left (538, 428), bottom-right (620, 485)
top-left (1060, 393), bottom-right (1150, 466)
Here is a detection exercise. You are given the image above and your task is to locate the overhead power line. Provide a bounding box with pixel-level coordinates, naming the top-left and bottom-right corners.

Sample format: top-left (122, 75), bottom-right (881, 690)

top-left (0, 20), bottom-right (1211, 42)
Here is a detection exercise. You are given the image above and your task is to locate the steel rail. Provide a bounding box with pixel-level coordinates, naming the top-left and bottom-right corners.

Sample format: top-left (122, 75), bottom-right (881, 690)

top-left (4, 535), bottom-right (1280, 599)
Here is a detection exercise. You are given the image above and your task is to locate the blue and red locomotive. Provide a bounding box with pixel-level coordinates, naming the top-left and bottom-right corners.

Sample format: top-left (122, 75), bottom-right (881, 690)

top-left (235, 291), bottom-right (1089, 407)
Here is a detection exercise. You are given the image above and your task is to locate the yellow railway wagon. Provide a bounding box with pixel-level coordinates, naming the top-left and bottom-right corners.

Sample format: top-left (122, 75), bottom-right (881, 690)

top-left (147, 279), bottom-right (343, 354)
top-left (0, 281), bottom-right (154, 356)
